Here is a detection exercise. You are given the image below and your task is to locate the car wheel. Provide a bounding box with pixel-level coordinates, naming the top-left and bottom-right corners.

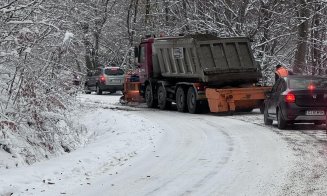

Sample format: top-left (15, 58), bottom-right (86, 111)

top-left (84, 84), bottom-right (91, 94)
top-left (96, 85), bottom-right (102, 95)
top-left (187, 87), bottom-right (199, 114)
top-left (259, 104), bottom-right (265, 114)
top-left (277, 109), bottom-right (287, 129)
top-left (110, 90), bottom-right (116, 94)
top-left (145, 84), bottom-right (157, 108)
top-left (264, 106), bottom-right (273, 125)
top-left (176, 86), bottom-right (187, 112)
top-left (157, 86), bottom-right (171, 110)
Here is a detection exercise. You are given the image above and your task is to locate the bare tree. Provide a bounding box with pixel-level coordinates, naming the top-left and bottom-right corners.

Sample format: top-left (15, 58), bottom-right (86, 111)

top-left (293, 0), bottom-right (311, 74)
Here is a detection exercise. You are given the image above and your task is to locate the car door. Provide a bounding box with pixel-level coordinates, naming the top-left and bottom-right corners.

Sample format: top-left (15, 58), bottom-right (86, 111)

top-left (267, 79), bottom-right (281, 116)
top-left (93, 68), bottom-right (102, 86)
top-left (269, 79), bottom-right (286, 116)
top-left (86, 71), bottom-right (93, 87)
top-left (273, 80), bottom-right (287, 113)
top-left (89, 69), bottom-right (100, 90)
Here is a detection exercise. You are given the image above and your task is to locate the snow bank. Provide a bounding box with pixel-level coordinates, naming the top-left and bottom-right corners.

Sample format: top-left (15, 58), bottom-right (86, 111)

top-left (0, 94), bottom-right (162, 196)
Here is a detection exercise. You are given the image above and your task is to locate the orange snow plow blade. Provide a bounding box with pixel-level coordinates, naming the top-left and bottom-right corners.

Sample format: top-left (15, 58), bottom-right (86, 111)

top-left (120, 73), bottom-right (144, 104)
top-left (206, 87), bottom-right (271, 113)
top-left (123, 81), bottom-right (143, 103)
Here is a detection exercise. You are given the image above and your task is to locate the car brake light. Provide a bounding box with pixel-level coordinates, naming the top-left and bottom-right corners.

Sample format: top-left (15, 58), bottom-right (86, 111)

top-left (308, 84), bottom-right (315, 90)
top-left (100, 75), bottom-right (106, 83)
top-left (285, 93), bottom-right (295, 103)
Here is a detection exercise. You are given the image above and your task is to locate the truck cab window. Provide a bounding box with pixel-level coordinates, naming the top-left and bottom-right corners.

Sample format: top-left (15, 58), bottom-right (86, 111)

top-left (139, 45), bottom-right (145, 63)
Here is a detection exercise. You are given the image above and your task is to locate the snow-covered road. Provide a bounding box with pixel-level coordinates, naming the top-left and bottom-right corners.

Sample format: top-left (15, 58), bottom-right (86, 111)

top-left (72, 109), bottom-right (292, 196)
top-left (1, 93), bottom-right (327, 196)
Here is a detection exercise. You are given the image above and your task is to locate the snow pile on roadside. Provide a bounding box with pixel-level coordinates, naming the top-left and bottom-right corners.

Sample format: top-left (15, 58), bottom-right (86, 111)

top-left (0, 94), bottom-right (162, 196)
top-left (0, 103), bottom-right (87, 168)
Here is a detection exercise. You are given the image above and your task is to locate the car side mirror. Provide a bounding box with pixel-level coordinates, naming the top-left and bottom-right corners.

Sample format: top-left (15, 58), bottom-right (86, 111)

top-left (134, 46), bottom-right (139, 58)
top-left (134, 63), bottom-right (141, 69)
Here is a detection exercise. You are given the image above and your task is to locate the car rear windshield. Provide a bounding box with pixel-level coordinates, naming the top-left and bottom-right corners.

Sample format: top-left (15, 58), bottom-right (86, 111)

top-left (104, 68), bottom-right (124, 75)
top-left (289, 78), bottom-right (327, 89)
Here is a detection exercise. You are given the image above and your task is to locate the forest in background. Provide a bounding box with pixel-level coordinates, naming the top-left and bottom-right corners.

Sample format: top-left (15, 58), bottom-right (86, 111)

top-left (0, 0), bottom-right (327, 164)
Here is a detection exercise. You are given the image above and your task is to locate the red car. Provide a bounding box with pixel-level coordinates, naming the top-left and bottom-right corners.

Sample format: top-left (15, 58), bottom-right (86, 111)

top-left (264, 75), bottom-right (327, 129)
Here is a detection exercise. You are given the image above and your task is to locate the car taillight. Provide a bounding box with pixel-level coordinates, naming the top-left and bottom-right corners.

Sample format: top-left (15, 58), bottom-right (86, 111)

top-left (308, 84), bottom-right (315, 90)
top-left (100, 75), bottom-right (106, 84)
top-left (285, 93), bottom-right (295, 103)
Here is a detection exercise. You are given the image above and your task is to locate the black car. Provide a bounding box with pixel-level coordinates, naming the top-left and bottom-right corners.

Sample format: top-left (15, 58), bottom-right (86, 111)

top-left (264, 75), bottom-right (327, 129)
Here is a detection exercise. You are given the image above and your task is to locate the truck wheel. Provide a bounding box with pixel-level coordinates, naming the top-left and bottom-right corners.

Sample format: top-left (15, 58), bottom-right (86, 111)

top-left (187, 87), bottom-right (199, 114)
top-left (176, 87), bottom-right (187, 112)
top-left (277, 109), bottom-right (287, 129)
top-left (145, 85), bottom-right (157, 108)
top-left (96, 85), bottom-right (102, 95)
top-left (157, 86), bottom-right (171, 110)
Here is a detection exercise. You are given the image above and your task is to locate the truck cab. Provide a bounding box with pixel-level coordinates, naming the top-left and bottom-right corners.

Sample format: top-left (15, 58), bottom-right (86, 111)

top-left (136, 38), bottom-right (154, 84)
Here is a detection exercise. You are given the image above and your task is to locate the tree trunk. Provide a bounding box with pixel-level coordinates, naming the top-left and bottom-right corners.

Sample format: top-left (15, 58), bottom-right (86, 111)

top-left (145, 0), bottom-right (151, 28)
top-left (236, 0), bottom-right (249, 33)
top-left (311, 3), bottom-right (321, 75)
top-left (127, 0), bottom-right (133, 45)
top-left (182, 0), bottom-right (189, 33)
top-left (81, 22), bottom-right (93, 70)
top-left (293, 0), bottom-right (310, 74)
top-left (164, 0), bottom-right (169, 26)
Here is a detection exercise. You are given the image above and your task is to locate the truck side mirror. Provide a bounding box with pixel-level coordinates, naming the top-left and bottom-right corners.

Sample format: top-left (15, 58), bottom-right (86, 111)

top-left (134, 46), bottom-right (139, 58)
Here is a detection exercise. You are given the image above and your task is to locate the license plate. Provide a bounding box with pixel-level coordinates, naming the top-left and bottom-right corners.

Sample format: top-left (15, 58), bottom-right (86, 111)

top-left (111, 79), bottom-right (120, 83)
top-left (306, 110), bottom-right (325, 115)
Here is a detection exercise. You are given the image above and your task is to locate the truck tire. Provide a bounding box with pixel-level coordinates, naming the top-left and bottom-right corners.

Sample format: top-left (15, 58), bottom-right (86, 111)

top-left (96, 85), bottom-right (102, 95)
top-left (157, 86), bottom-right (171, 110)
top-left (187, 87), bottom-right (199, 114)
top-left (176, 87), bottom-right (187, 112)
top-left (145, 84), bottom-right (157, 108)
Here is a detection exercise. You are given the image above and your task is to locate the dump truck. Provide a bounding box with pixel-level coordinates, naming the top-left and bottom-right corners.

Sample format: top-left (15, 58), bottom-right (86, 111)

top-left (125, 34), bottom-right (271, 114)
